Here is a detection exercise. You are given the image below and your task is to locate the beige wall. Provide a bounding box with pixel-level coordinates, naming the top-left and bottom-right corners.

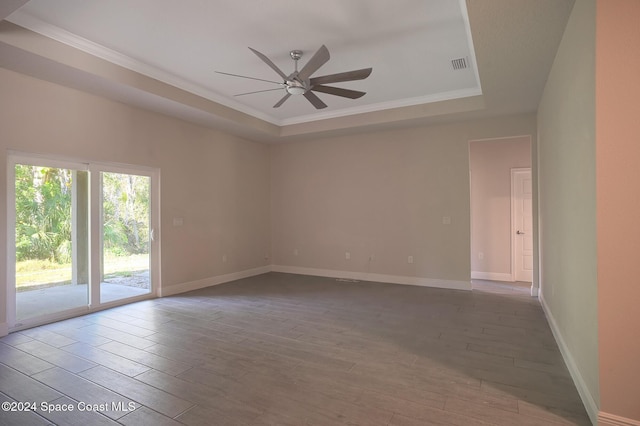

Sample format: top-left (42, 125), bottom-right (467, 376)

top-left (469, 136), bottom-right (531, 280)
top-left (0, 68), bottom-right (271, 328)
top-left (271, 114), bottom-right (536, 284)
top-left (537, 0), bottom-right (599, 418)
top-left (5, 5), bottom-right (640, 422)
top-left (596, 0), bottom-right (640, 421)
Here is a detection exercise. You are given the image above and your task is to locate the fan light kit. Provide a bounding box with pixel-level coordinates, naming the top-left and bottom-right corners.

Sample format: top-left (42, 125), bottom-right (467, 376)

top-left (285, 81), bottom-right (306, 95)
top-left (216, 45), bottom-right (372, 109)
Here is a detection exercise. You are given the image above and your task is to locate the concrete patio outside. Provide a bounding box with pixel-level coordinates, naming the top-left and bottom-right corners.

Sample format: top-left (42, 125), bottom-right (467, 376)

top-left (16, 277), bottom-right (150, 322)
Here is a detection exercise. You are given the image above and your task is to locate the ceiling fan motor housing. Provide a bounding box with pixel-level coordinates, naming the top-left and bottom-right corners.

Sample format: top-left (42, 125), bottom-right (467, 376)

top-left (285, 78), bottom-right (307, 95)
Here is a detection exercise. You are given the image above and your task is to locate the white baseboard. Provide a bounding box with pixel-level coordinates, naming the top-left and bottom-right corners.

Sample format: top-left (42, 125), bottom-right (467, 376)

top-left (598, 412), bottom-right (640, 426)
top-left (471, 271), bottom-right (514, 282)
top-left (0, 322), bottom-right (7, 337)
top-left (159, 265), bottom-right (271, 297)
top-left (530, 285), bottom-right (539, 297)
top-left (539, 294), bottom-right (598, 425)
top-left (271, 265), bottom-right (471, 291)
top-left (152, 263), bottom-right (472, 297)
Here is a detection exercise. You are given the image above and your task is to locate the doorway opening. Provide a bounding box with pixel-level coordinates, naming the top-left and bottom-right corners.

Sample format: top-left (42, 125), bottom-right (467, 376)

top-left (469, 136), bottom-right (533, 291)
top-left (7, 154), bottom-right (160, 330)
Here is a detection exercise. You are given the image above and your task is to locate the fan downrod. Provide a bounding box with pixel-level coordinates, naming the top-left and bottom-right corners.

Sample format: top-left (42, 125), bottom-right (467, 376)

top-left (285, 49), bottom-right (306, 94)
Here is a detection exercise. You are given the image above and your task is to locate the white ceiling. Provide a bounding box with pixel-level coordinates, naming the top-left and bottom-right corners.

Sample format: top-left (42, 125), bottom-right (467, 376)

top-left (7, 0), bottom-right (480, 126)
top-left (1, 0), bottom-right (575, 142)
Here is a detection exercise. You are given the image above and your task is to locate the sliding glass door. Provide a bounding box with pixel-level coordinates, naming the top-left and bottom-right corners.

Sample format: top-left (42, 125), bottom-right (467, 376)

top-left (13, 163), bottom-right (89, 323)
top-left (9, 155), bottom-right (159, 330)
top-left (100, 171), bottom-right (152, 303)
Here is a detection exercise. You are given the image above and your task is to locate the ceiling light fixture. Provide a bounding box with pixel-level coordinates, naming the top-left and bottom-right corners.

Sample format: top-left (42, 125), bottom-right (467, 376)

top-left (286, 80), bottom-right (306, 95)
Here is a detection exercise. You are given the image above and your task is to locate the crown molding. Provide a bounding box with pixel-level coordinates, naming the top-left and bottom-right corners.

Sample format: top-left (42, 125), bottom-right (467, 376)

top-left (6, 11), bottom-right (280, 125)
top-left (280, 87), bottom-right (483, 126)
top-left (7, 9), bottom-right (483, 131)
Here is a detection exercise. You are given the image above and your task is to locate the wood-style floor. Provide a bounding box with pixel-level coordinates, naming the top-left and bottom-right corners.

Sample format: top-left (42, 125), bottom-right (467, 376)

top-left (0, 273), bottom-right (591, 425)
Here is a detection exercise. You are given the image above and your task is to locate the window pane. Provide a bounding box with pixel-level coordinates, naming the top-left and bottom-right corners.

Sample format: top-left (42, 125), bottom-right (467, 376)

top-left (100, 172), bottom-right (151, 303)
top-left (15, 165), bottom-right (88, 323)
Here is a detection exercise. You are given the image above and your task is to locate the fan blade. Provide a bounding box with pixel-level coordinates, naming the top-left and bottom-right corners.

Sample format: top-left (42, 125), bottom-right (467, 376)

top-left (303, 91), bottom-right (327, 109)
top-left (310, 68), bottom-right (372, 86)
top-left (215, 71), bottom-right (282, 85)
top-left (311, 85), bottom-right (366, 99)
top-left (297, 45), bottom-right (330, 81)
top-left (235, 88), bottom-right (284, 97)
top-left (273, 93), bottom-right (291, 108)
top-left (248, 47), bottom-right (288, 80)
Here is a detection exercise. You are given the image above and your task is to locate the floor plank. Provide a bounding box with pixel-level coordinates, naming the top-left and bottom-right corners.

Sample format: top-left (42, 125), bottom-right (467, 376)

top-left (0, 363), bottom-right (62, 403)
top-left (60, 342), bottom-right (151, 377)
top-left (0, 391), bottom-right (51, 426)
top-left (118, 406), bottom-right (183, 426)
top-left (0, 342), bottom-right (54, 376)
top-left (14, 340), bottom-right (97, 373)
top-left (32, 367), bottom-right (140, 420)
top-left (34, 396), bottom-right (121, 426)
top-left (79, 366), bottom-right (195, 418)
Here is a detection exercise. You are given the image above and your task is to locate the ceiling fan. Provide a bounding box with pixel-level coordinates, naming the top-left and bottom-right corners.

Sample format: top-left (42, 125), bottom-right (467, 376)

top-left (216, 45), bottom-right (372, 109)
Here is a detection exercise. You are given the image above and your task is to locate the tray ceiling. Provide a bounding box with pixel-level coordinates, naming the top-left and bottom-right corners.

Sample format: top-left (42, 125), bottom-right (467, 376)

top-left (7, 0), bottom-right (481, 126)
top-left (1, 0), bottom-right (576, 142)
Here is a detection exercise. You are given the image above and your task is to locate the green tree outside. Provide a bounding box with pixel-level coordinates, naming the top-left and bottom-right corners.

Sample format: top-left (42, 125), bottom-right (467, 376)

top-left (15, 165), bottom-right (150, 287)
top-left (15, 165), bottom-right (73, 263)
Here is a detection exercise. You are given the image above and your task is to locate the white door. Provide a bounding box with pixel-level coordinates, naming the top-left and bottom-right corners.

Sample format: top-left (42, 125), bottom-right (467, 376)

top-left (512, 169), bottom-right (533, 282)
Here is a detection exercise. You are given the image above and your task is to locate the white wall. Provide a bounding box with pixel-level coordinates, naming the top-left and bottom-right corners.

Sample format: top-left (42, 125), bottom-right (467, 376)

top-left (0, 68), bottom-right (272, 331)
top-left (469, 136), bottom-right (531, 281)
top-left (537, 0), bottom-right (599, 420)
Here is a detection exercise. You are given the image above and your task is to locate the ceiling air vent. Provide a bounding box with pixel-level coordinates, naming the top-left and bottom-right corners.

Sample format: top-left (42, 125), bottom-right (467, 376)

top-left (451, 57), bottom-right (468, 70)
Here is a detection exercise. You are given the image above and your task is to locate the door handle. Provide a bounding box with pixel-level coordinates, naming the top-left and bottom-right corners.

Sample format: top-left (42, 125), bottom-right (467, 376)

top-left (517, 230), bottom-right (525, 235)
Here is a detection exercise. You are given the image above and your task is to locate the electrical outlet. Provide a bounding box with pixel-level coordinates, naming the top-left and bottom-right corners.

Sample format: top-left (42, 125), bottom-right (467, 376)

top-left (442, 216), bottom-right (451, 225)
top-left (222, 254), bottom-right (227, 263)
top-left (408, 255), bottom-right (414, 264)
top-left (293, 249), bottom-right (299, 256)
top-left (172, 217), bottom-right (183, 227)
top-left (369, 254), bottom-right (374, 262)
top-left (478, 252), bottom-right (484, 260)
top-left (345, 252), bottom-right (351, 260)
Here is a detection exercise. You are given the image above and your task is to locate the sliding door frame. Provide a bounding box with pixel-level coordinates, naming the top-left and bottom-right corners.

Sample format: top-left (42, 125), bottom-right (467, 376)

top-left (7, 152), bottom-right (160, 331)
